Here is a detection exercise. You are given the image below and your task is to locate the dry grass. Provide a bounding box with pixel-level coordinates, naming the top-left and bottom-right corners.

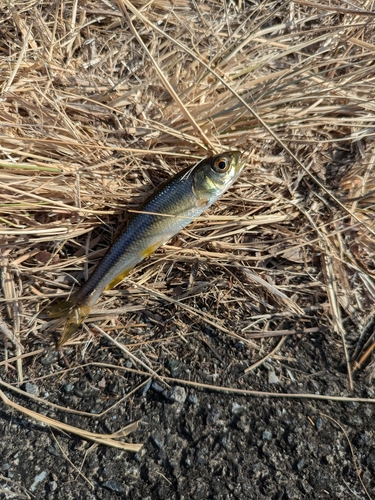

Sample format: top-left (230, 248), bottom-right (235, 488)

top-left (1, 0), bottom-right (375, 447)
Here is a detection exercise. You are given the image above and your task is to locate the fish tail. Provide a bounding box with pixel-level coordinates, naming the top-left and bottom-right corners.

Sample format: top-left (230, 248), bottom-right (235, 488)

top-left (47, 294), bottom-right (91, 346)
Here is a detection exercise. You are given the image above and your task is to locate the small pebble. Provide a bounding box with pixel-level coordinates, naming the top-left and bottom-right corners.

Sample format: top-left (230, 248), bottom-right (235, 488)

top-left (90, 406), bottom-right (103, 414)
top-left (188, 393), bottom-right (198, 405)
top-left (40, 352), bottom-right (56, 366)
top-left (231, 402), bottom-right (244, 415)
top-left (151, 381), bottom-right (164, 393)
top-left (63, 383), bottom-right (74, 394)
top-left (296, 457), bottom-right (305, 470)
top-left (234, 341), bottom-right (244, 351)
top-left (102, 479), bottom-right (126, 493)
top-left (24, 383), bottom-right (40, 397)
top-left (140, 379), bottom-right (152, 397)
top-left (315, 417), bottom-right (323, 430)
top-left (163, 386), bottom-right (187, 404)
top-left (262, 429), bottom-right (272, 441)
top-left (47, 446), bottom-right (60, 457)
top-left (268, 370), bottom-right (279, 385)
top-left (98, 378), bottom-right (106, 389)
top-left (49, 481), bottom-right (58, 492)
top-left (168, 359), bottom-right (182, 377)
top-left (151, 435), bottom-right (164, 449)
top-left (346, 401), bottom-right (358, 409)
top-left (30, 471), bottom-right (47, 492)
top-left (133, 452), bottom-right (143, 463)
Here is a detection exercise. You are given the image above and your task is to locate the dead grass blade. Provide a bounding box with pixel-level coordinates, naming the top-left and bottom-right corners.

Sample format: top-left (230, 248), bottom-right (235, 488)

top-left (294, 1), bottom-right (375, 16)
top-left (50, 429), bottom-right (95, 490)
top-left (244, 336), bottom-right (287, 374)
top-left (0, 315), bottom-right (23, 351)
top-left (0, 389), bottom-right (142, 452)
top-left (241, 267), bottom-right (304, 316)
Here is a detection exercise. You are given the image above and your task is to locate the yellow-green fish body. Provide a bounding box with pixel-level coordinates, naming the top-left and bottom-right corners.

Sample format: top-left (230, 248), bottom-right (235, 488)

top-left (49, 151), bottom-right (244, 345)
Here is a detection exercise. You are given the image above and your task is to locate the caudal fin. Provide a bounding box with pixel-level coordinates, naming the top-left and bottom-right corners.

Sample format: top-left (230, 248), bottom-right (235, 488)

top-left (47, 295), bottom-right (90, 346)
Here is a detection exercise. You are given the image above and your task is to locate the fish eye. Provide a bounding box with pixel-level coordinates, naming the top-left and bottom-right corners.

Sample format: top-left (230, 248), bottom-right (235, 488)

top-left (212, 156), bottom-right (229, 173)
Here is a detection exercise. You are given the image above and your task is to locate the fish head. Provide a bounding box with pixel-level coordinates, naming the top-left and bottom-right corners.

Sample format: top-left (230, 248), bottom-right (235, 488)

top-left (192, 150), bottom-right (245, 203)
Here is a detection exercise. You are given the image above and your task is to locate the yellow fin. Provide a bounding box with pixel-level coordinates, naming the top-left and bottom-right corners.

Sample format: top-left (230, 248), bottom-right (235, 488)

top-left (140, 240), bottom-right (164, 259)
top-left (105, 268), bottom-right (132, 291)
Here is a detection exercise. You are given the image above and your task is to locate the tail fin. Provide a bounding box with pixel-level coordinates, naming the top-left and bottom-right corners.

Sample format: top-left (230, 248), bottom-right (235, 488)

top-left (47, 295), bottom-right (90, 347)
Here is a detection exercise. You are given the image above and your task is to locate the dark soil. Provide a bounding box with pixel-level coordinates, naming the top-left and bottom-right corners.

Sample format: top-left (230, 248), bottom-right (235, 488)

top-left (1, 329), bottom-right (374, 500)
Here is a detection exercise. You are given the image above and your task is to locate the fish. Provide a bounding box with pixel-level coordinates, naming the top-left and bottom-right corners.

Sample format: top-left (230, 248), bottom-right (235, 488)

top-left (48, 150), bottom-right (245, 346)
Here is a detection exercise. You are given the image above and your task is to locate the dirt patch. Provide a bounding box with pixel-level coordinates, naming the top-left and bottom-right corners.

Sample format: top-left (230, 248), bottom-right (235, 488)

top-left (1, 331), bottom-right (374, 499)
